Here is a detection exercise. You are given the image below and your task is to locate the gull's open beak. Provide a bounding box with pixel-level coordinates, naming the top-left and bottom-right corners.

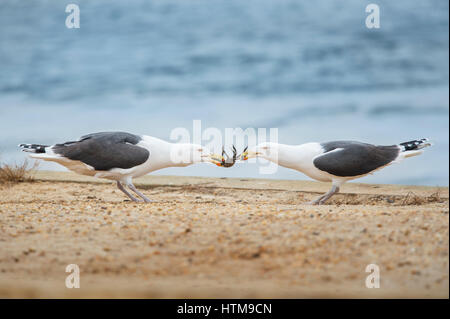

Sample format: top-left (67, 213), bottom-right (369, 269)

top-left (240, 150), bottom-right (260, 161)
top-left (200, 153), bottom-right (214, 163)
top-left (206, 153), bottom-right (225, 166)
top-left (238, 146), bottom-right (249, 161)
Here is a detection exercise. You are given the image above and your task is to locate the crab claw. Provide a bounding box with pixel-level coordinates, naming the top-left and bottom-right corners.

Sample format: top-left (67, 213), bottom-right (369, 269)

top-left (216, 145), bottom-right (238, 167)
top-left (221, 146), bottom-right (229, 159)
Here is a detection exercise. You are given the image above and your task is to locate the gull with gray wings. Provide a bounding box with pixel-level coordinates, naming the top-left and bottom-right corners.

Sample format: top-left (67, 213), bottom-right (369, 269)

top-left (240, 138), bottom-right (432, 204)
top-left (19, 131), bottom-right (220, 202)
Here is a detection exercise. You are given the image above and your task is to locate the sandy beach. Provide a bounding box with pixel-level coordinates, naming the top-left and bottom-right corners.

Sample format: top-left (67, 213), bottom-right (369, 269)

top-left (0, 171), bottom-right (448, 298)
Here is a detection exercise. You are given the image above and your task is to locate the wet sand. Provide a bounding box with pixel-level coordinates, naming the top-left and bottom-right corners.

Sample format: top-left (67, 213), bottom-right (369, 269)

top-left (0, 171), bottom-right (448, 298)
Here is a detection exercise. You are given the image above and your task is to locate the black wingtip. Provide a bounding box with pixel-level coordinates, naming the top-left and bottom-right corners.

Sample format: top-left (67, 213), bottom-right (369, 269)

top-left (399, 138), bottom-right (432, 151)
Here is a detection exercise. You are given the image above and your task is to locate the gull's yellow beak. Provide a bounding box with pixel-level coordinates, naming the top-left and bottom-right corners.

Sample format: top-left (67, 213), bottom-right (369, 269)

top-left (240, 150), bottom-right (261, 161)
top-left (209, 153), bottom-right (225, 166)
top-left (201, 153), bottom-right (221, 165)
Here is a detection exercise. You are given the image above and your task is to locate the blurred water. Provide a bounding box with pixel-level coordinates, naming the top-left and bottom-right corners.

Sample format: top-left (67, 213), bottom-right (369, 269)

top-left (0, 0), bottom-right (448, 185)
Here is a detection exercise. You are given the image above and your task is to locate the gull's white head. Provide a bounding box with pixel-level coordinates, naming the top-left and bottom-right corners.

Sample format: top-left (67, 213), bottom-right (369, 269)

top-left (170, 143), bottom-right (218, 166)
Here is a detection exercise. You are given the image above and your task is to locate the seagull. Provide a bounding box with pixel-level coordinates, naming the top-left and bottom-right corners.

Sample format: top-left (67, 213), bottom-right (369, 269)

top-left (19, 131), bottom-right (221, 202)
top-left (240, 139), bottom-right (432, 205)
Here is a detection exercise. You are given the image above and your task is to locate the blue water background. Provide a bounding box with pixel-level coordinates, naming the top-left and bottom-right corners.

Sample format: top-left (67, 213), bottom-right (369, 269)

top-left (0, 0), bottom-right (448, 185)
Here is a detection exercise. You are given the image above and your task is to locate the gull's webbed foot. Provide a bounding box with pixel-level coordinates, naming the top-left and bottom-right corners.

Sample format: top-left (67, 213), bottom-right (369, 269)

top-left (306, 197), bottom-right (322, 205)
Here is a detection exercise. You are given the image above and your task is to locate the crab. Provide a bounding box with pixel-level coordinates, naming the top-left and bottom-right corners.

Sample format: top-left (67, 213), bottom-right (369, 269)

top-left (211, 146), bottom-right (248, 167)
